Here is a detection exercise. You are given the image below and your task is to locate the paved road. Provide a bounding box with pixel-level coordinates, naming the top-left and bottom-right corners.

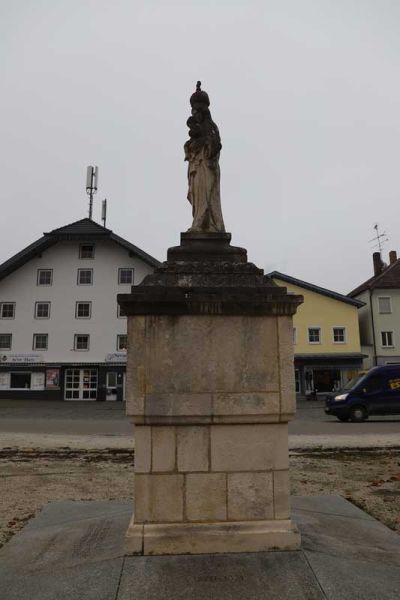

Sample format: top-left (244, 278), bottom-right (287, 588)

top-left (0, 399), bottom-right (399, 437)
top-left (292, 398), bottom-right (400, 435)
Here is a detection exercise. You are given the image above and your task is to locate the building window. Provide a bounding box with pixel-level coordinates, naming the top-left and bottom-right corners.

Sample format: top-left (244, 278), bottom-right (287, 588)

top-left (118, 268), bottom-right (134, 285)
top-left (33, 334), bottom-right (48, 350)
top-left (77, 269), bottom-right (93, 285)
top-left (76, 302), bottom-right (92, 319)
top-left (35, 302), bottom-right (50, 319)
top-left (0, 302), bottom-right (15, 319)
top-left (0, 334), bottom-right (12, 350)
top-left (381, 331), bottom-right (394, 348)
top-left (333, 327), bottom-right (346, 343)
top-left (117, 335), bottom-right (128, 350)
top-left (74, 334), bottom-right (90, 351)
top-left (378, 297), bottom-right (392, 314)
top-left (10, 372), bottom-right (31, 389)
top-left (117, 304), bottom-right (127, 318)
top-left (79, 244), bottom-right (95, 259)
top-left (308, 328), bottom-right (321, 344)
top-left (37, 269), bottom-right (53, 286)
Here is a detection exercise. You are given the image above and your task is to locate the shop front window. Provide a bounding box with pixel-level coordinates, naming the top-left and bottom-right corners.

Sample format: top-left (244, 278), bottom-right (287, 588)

top-left (10, 372), bottom-right (31, 389)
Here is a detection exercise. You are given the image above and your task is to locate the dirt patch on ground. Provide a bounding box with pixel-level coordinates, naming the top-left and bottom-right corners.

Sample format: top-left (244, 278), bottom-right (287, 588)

top-left (290, 448), bottom-right (400, 533)
top-left (0, 448), bottom-right (399, 549)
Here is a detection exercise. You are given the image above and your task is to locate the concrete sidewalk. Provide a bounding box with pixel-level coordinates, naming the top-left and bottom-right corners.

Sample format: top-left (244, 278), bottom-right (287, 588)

top-left (0, 496), bottom-right (399, 599)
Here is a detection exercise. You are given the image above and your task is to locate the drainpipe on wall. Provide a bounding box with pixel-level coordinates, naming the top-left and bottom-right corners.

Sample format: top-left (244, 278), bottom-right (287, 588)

top-left (369, 289), bottom-right (377, 366)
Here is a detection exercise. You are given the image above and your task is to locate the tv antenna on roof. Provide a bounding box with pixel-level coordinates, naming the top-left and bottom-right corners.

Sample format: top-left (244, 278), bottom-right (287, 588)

top-left (369, 223), bottom-right (388, 253)
top-left (86, 166), bottom-right (98, 220)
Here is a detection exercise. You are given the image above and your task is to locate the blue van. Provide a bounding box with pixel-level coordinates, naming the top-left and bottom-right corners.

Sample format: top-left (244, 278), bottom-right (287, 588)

top-left (325, 365), bottom-right (400, 422)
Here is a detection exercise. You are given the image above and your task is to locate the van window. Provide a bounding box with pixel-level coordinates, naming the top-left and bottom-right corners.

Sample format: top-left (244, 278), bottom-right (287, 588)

top-left (364, 375), bottom-right (384, 394)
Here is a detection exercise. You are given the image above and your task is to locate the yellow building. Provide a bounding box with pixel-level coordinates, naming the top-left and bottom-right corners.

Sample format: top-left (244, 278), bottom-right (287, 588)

top-left (270, 272), bottom-right (364, 396)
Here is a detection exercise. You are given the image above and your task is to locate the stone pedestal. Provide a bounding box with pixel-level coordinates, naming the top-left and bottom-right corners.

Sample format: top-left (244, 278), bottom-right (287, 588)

top-left (118, 233), bottom-right (303, 556)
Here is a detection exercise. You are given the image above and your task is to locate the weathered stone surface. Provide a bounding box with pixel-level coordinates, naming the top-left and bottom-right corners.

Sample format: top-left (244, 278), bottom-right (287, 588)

top-left (151, 427), bottom-right (175, 472)
top-left (177, 426), bottom-right (209, 472)
top-left (141, 316), bottom-right (279, 396)
top-left (273, 470), bottom-right (290, 519)
top-left (211, 424), bottom-right (288, 472)
top-left (134, 426), bottom-right (151, 473)
top-left (119, 551), bottom-right (324, 600)
top-left (125, 519), bottom-right (144, 555)
top-left (134, 474), bottom-right (184, 523)
top-left (185, 473), bottom-right (227, 521)
top-left (3, 497), bottom-right (400, 599)
top-left (141, 520), bottom-right (300, 555)
top-left (228, 473), bottom-right (273, 521)
top-left (126, 317), bottom-right (146, 415)
top-left (213, 392), bottom-right (280, 416)
top-left (277, 316), bottom-right (296, 416)
top-left (0, 500), bottom-right (131, 600)
top-left (145, 392), bottom-right (212, 417)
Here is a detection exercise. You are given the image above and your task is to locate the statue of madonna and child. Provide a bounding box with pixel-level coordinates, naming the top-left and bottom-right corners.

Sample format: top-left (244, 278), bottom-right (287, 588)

top-left (184, 81), bottom-right (225, 233)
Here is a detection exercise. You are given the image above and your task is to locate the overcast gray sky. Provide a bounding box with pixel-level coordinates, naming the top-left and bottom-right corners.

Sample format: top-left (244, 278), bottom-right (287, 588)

top-left (1, 0), bottom-right (400, 293)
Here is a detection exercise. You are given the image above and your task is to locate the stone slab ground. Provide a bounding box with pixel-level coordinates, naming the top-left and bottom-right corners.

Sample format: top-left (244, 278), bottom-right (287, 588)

top-left (0, 496), bottom-right (399, 599)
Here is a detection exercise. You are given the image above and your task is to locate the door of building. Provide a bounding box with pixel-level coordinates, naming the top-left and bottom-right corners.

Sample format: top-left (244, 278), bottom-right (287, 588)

top-left (64, 369), bottom-right (98, 400)
top-left (304, 369), bottom-right (314, 394)
top-left (106, 372), bottom-right (117, 401)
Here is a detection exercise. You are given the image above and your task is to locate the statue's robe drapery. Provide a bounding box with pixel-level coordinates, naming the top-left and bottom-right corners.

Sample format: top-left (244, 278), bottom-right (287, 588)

top-left (186, 142), bottom-right (225, 233)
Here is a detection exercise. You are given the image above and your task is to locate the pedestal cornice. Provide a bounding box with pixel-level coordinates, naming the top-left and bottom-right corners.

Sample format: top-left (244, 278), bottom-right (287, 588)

top-left (118, 232), bottom-right (303, 316)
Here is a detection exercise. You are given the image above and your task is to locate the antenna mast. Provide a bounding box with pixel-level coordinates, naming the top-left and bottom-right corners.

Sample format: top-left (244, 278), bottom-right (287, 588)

top-left (86, 166), bottom-right (98, 220)
top-left (101, 199), bottom-right (107, 228)
top-left (369, 223), bottom-right (388, 253)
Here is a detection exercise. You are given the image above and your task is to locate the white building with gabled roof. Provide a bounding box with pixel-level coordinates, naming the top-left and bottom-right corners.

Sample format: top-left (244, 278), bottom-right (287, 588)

top-left (0, 218), bottom-right (160, 401)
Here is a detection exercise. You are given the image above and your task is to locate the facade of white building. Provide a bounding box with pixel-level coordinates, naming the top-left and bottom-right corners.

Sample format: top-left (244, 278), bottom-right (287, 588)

top-left (0, 218), bottom-right (159, 400)
top-left (349, 250), bottom-right (400, 368)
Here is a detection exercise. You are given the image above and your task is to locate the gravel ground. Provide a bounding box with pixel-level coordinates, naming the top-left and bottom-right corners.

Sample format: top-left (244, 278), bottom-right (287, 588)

top-left (1, 448), bottom-right (399, 550)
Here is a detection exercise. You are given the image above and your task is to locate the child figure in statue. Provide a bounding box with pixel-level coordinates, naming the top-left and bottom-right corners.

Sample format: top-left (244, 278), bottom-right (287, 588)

top-left (184, 82), bottom-right (225, 233)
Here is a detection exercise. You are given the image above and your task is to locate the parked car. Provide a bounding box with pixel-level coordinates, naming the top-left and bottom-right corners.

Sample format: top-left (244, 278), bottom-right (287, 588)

top-left (325, 365), bottom-right (400, 422)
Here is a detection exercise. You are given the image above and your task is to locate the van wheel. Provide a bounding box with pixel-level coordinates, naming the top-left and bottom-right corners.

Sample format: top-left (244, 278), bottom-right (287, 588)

top-left (337, 416), bottom-right (349, 422)
top-left (349, 406), bottom-right (368, 422)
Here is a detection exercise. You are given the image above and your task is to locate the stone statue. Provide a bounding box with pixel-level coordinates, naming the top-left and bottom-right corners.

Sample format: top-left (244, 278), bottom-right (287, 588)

top-left (184, 82), bottom-right (225, 233)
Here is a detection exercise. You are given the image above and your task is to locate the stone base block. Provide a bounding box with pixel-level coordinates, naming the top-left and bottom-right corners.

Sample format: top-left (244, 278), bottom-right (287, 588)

top-left (125, 516), bottom-right (300, 556)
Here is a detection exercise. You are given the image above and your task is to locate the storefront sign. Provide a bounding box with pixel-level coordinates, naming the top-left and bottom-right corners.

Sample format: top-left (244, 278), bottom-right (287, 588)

top-left (105, 352), bottom-right (127, 363)
top-left (1, 354), bottom-right (42, 364)
top-left (46, 368), bottom-right (60, 389)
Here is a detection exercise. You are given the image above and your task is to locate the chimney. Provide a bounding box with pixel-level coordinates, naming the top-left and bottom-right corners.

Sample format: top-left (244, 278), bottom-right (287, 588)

top-left (373, 252), bottom-right (383, 276)
top-left (389, 250), bottom-right (397, 265)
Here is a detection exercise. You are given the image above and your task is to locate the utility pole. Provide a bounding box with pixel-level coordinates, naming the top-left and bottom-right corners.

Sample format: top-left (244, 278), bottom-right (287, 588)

top-left (86, 166), bottom-right (98, 220)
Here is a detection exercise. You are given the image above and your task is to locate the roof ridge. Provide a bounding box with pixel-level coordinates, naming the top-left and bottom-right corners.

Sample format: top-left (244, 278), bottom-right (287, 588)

top-left (349, 257), bottom-right (400, 296)
top-left (269, 270), bottom-right (364, 307)
top-left (46, 217), bottom-right (111, 235)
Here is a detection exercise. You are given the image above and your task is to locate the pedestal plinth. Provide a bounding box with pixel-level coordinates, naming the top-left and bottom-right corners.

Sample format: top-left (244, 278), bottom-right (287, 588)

top-left (118, 233), bottom-right (303, 556)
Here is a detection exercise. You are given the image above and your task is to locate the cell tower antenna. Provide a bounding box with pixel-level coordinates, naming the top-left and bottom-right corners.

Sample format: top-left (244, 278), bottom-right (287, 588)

top-left (369, 223), bottom-right (389, 253)
top-left (86, 166), bottom-right (98, 220)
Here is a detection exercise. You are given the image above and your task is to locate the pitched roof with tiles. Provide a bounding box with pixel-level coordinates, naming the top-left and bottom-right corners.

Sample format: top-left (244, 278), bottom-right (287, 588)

top-left (269, 271), bottom-right (365, 308)
top-left (348, 258), bottom-right (400, 297)
top-left (0, 218), bottom-right (161, 281)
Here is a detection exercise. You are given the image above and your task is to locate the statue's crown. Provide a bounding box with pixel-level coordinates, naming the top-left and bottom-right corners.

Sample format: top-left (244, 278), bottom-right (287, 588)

top-left (190, 81), bottom-right (210, 108)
